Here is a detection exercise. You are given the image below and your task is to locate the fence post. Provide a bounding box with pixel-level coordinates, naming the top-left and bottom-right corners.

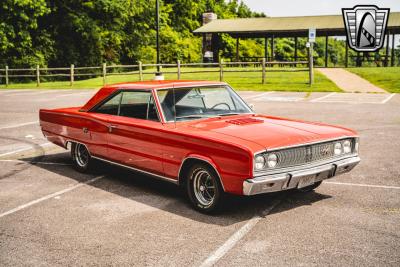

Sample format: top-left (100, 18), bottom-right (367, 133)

top-left (70, 64), bottom-right (74, 86)
top-left (219, 59), bottom-right (224, 82)
top-left (177, 60), bottom-right (181, 80)
top-left (5, 66), bottom-right (9, 87)
top-left (138, 61), bottom-right (143, 81)
top-left (102, 63), bottom-right (107, 85)
top-left (261, 58), bottom-right (266, 84)
top-left (36, 65), bottom-right (40, 87)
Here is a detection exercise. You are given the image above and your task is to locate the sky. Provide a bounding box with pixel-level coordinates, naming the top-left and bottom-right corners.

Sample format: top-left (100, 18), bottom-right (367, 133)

top-left (242, 0), bottom-right (400, 17)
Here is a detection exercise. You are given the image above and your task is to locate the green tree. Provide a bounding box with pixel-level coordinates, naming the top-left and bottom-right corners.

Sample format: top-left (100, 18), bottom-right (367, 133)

top-left (0, 0), bottom-right (52, 67)
top-left (44, 0), bottom-right (134, 66)
top-left (0, 0), bottom-right (269, 69)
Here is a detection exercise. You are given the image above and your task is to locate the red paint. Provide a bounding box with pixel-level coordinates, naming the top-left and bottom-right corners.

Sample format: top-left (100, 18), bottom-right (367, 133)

top-left (39, 80), bottom-right (358, 195)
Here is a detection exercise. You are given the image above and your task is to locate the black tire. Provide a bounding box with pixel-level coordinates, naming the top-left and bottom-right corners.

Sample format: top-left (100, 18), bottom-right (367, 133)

top-left (297, 181), bottom-right (322, 193)
top-left (71, 142), bottom-right (92, 173)
top-left (186, 163), bottom-right (224, 213)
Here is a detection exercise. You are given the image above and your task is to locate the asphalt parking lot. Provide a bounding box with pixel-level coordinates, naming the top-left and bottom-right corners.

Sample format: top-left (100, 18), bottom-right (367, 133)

top-left (0, 89), bottom-right (399, 266)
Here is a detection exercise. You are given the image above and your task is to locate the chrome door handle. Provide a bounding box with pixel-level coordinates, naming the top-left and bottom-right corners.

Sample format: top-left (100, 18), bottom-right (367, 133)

top-left (108, 125), bottom-right (118, 132)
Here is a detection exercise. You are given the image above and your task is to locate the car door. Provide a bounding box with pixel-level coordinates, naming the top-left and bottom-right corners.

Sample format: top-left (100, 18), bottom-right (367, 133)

top-left (85, 92), bottom-right (123, 157)
top-left (102, 90), bottom-right (165, 175)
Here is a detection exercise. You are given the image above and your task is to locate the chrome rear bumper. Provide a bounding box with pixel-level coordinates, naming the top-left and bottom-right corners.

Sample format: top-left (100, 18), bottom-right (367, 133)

top-left (243, 156), bottom-right (360, 195)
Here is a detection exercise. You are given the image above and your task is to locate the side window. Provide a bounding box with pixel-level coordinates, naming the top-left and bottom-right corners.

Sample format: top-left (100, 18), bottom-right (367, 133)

top-left (93, 91), bottom-right (159, 122)
top-left (95, 93), bottom-right (122, 115)
top-left (119, 91), bottom-right (159, 121)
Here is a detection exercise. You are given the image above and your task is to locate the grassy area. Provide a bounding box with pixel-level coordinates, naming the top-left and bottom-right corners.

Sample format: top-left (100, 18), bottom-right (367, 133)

top-left (0, 67), bottom-right (341, 92)
top-left (347, 67), bottom-right (400, 93)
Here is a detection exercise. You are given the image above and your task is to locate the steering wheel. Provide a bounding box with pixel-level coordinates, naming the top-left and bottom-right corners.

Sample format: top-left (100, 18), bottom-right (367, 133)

top-left (210, 103), bottom-right (231, 110)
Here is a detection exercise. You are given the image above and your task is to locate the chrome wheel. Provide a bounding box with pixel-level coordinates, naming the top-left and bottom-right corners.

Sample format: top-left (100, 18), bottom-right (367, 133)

top-left (192, 169), bottom-right (216, 207)
top-left (74, 143), bottom-right (89, 167)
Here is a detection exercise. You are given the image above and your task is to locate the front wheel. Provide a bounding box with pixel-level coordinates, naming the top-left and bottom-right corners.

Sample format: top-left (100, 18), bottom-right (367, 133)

top-left (186, 163), bottom-right (224, 213)
top-left (71, 142), bottom-right (93, 173)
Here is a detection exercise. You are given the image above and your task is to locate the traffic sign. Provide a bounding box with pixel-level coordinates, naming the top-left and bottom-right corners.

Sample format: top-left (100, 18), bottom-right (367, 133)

top-left (309, 28), bottom-right (316, 43)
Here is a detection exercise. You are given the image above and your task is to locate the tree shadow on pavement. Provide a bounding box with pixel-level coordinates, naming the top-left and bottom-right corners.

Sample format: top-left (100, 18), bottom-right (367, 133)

top-left (21, 151), bottom-right (332, 226)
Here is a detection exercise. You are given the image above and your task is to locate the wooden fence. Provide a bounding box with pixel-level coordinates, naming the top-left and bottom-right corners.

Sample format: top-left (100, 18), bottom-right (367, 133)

top-left (0, 59), bottom-right (312, 87)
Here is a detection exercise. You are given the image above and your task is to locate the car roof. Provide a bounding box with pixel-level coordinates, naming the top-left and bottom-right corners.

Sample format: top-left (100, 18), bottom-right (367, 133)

top-left (80, 80), bottom-right (226, 111)
top-left (104, 80), bottom-right (226, 90)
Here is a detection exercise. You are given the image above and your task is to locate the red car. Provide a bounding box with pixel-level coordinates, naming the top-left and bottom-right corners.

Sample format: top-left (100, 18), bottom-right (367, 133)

top-left (40, 80), bottom-right (360, 213)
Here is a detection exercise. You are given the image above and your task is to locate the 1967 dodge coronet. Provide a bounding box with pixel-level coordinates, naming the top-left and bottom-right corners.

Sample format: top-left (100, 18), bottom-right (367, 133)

top-left (40, 80), bottom-right (360, 212)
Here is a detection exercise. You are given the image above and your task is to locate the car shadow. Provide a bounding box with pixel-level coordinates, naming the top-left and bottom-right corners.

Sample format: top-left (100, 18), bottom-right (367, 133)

top-left (21, 152), bottom-right (332, 226)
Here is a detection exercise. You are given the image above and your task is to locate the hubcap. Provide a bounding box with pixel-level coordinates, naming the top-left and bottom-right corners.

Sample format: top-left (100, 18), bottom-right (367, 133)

top-left (192, 169), bottom-right (216, 207)
top-left (75, 144), bottom-right (89, 167)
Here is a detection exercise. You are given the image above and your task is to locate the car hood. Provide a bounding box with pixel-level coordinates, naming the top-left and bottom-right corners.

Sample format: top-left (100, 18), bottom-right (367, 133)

top-left (187, 114), bottom-right (357, 151)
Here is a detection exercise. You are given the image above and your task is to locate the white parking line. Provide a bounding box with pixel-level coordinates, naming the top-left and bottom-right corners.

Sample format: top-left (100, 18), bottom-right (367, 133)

top-left (243, 91), bottom-right (274, 100)
top-left (0, 159), bottom-right (70, 166)
top-left (1, 90), bottom-right (34, 95)
top-left (325, 181), bottom-right (400, 190)
top-left (381, 93), bottom-right (396, 104)
top-left (199, 199), bottom-right (281, 267)
top-left (0, 121), bottom-right (38, 130)
top-left (314, 100), bottom-right (386, 104)
top-left (0, 142), bottom-right (53, 158)
top-left (257, 95), bottom-right (304, 102)
top-left (0, 175), bottom-right (104, 218)
top-left (310, 92), bottom-right (336, 102)
top-left (0, 90), bottom-right (22, 94)
top-left (57, 91), bottom-right (94, 97)
top-left (7, 91), bottom-right (57, 96)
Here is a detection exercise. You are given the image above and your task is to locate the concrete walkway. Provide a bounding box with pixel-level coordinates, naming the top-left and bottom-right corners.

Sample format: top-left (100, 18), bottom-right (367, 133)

top-left (318, 68), bottom-right (388, 93)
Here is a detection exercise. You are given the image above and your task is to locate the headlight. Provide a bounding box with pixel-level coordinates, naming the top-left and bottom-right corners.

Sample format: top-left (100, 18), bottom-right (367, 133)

top-left (343, 140), bottom-right (352, 154)
top-left (334, 142), bottom-right (342, 155)
top-left (254, 155), bottom-right (265, 170)
top-left (267, 153), bottom-right (278, 168)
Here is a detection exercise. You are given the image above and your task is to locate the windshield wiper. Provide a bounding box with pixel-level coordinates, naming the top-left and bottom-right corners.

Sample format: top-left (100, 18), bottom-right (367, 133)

top-left (175, 115), bottom-right (215, 120)
top-left (217, 113), bottom-right (240, 116)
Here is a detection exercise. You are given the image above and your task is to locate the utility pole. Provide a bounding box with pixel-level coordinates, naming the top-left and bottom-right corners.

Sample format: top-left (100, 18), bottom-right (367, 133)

top-left (308, 42), bottom-right (314, 85)
top-left (155, 0), bottom-right (163, 79)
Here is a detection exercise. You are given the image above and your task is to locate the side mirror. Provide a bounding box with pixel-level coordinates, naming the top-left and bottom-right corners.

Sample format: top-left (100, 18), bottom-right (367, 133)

top-left (249, 103), bottom-right (255, 111)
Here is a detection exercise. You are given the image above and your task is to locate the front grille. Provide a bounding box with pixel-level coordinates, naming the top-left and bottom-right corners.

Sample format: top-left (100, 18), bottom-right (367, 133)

top-left (311, 142), bottom-right (335, 161)
top-left (263, 138), bottom-right (354, 170)
top-left (274, 146), bottom-right (308, 168)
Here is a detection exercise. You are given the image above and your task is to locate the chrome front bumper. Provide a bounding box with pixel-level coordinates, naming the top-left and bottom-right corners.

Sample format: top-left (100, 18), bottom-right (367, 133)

top-left (243, 156), bottom-right (360, 195)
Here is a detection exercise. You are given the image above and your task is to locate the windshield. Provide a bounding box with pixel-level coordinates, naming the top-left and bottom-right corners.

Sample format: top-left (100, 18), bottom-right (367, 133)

top-left (156, 86), bottom-right (252, 122)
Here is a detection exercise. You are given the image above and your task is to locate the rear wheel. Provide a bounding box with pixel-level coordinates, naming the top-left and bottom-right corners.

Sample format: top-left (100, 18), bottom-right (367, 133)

top-left (71, 142), bottom-right (92, 173)
top-left (297, 181), bottom-right (322, 192)
top-left (186, 163), bottom-right (224, 213)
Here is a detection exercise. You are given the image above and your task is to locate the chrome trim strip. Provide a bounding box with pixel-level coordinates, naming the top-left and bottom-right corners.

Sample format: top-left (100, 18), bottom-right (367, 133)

top-left (153, 83), bottom-right (228, 91)
top-left (262, 136), bottom-right (358, 153)
top-left (92, 156), bottom-right (179, 185)
top-left (178, 156), bottom-right (226, 192)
